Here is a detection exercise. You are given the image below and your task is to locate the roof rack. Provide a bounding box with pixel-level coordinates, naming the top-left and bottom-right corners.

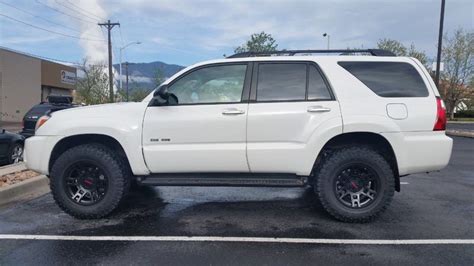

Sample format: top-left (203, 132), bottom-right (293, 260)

top-left (227, 49), bottom-right (396, 58)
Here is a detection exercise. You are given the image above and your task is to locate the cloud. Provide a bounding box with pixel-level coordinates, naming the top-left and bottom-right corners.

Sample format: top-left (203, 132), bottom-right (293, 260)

top-left (108, 0), bottom-right (472, 60)
top-left (73, 0), bottom-right (108, 63)
top-left (0, 0), bottom-right (471, 66)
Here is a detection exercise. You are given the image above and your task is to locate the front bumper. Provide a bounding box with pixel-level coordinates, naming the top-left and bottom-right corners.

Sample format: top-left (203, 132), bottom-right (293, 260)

top-left (24, 135), bottom-right (63, 175)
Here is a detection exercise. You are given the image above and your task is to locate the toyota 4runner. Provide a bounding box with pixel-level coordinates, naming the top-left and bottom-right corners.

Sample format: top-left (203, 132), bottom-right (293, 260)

top-left (25, 49), bottom-right (453, 222)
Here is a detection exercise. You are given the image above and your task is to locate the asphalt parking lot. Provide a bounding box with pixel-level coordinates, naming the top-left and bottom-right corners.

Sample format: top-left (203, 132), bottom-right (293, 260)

top-left (0, 136), bottom-right (473, 265)
top-left (447, 122), bottom-right (474, 132)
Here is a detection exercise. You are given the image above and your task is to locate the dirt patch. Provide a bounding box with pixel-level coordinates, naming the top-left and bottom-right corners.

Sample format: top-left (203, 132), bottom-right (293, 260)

top-left (0, 170), bottom-right (40, 188)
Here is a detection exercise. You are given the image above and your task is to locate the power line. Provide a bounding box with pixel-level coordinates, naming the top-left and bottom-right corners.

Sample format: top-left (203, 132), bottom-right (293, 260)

top-left (0, 13), bottom-right (105, 42)
top-left (54, 0), bottom-right (101, 23)
top-left (119, 26), bottom-right (125, 47)
top-left (112, 28), bottom-right (119, 58)
top-left (0, 1), bottom-right (103, 39)
top-left (35, 0), bottom-right (97, 25)
top-left (64, 0), bottom-right (105, 21)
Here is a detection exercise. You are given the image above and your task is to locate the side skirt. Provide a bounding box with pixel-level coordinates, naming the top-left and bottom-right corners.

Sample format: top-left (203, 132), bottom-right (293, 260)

top-left (136, 173), bottom-right (309, 187)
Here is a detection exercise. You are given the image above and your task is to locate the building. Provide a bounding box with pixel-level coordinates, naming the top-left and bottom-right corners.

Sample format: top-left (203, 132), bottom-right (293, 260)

top-left (0, 48), bottom-right (76, 122)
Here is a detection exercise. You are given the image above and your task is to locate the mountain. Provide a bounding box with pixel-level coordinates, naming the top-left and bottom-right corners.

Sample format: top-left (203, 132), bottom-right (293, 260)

top-left (113, 61), bottom-right (185, 90)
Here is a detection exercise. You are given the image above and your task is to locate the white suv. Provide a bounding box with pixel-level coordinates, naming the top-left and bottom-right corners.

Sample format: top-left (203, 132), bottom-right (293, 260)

top-left (25, 49), bottom-right (453, 222)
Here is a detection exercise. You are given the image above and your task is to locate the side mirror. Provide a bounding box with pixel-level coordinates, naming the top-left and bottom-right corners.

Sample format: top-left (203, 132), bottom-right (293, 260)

top-left (154, 85), bottom-right (170, 99)
top-left (149, 85), bottom-right (178, 106)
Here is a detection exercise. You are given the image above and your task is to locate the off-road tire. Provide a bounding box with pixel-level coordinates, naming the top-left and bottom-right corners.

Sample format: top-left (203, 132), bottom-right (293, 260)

top-left (315, 146), bottom-right (395, 223)
top-left (50, 144), bottom-right (129, 219)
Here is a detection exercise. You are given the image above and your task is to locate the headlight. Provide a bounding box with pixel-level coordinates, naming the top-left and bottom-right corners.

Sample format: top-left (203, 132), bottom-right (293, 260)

top-left (35, 115), bottom-right (50, 131)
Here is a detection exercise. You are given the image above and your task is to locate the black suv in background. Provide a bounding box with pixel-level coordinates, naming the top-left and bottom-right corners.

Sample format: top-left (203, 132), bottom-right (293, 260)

top-left (20, 95), bottom-right (77, 138)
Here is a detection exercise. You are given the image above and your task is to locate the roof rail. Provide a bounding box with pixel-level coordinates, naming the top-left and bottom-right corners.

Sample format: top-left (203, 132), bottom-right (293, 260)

top-left (227, 49), bottom-right (396, 58)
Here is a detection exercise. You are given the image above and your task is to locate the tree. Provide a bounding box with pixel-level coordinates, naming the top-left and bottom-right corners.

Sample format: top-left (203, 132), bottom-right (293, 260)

top-left (129, 87), bottom-right (151, 102)
top-left (154, 68), bottom-right (165, 87)
top-left (377, 38), bottom-right (407, 56)
top-left (115, 67), bottom-right (164, 103)
top-left (438, 29), bottom-right (474, 119)
top-left (75, 59), bottom-right (110, 105)
top-left (377, 38), bottom-right (429, 67)
top-left (234, 32), bottom-right (278, 53)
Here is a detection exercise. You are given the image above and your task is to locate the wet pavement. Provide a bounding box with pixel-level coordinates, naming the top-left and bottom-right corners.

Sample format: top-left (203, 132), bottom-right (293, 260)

top-left (0, 136), bottom-right (473, 265)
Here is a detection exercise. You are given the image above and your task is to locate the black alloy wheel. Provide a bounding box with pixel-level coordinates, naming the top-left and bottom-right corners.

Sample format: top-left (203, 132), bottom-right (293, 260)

top-left (334, 164), bottom-right (380, 209)
top-left (64, 161), bottom-right (109, 205)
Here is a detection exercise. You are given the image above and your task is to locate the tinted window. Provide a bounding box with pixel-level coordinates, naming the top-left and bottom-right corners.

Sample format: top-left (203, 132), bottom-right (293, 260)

top-left (308, 65), bottom-right (332, 100)
top-left (168, 64), bottom-right (247, 104)
top-left (26, 105), bottom-right (52, 116)
top-left (338, 62), bottom-right (428, 97)
top-left (257, 63), bottom-right (306, 101)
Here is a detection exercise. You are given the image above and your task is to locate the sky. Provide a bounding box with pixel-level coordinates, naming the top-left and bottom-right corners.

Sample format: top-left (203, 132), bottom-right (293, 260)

top-left (0, 0), bottom-right (473, 67)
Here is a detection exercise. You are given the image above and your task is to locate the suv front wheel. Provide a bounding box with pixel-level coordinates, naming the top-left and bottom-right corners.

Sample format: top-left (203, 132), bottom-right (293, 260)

top-left (50, 144), bottom-right (129, 219)
top-left (315, 146), bottom-right (395, 223)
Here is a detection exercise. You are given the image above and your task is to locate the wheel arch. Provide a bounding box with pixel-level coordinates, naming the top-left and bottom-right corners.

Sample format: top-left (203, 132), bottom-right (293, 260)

top-left (48, 134), bottom-right (132, 175)
top-left (314, 132), bottom-right (400, 192)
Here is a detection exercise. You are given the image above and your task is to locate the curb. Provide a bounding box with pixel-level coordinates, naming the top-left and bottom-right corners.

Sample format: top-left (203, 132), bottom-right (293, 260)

top-left (446, 130), bottom-right (474, 138)
top-left (0, 175), bottom-right (49, 207)
top-left (0, 163), bottom-right (26, 176)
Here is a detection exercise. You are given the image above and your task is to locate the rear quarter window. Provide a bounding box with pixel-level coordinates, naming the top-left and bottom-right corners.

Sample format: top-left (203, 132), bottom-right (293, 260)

top-left (338, 61), bottom-right (429, 97)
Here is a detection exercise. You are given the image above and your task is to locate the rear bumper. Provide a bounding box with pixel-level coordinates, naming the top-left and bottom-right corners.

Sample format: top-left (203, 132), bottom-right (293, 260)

top-left (19, 129), bottom-right (35, 138)
top-left (24, 135), bottom-right (62, 175)
top-left (382, 131), bottom-right (453, 175)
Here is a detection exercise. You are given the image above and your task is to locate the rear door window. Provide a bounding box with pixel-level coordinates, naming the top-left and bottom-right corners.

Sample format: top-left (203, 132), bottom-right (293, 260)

top-left (256, 63), bottom-right (306, 101)
top-left (338, 62), bottom-right (429, 97)
top-left (308, 65), bottom-right (332, 100)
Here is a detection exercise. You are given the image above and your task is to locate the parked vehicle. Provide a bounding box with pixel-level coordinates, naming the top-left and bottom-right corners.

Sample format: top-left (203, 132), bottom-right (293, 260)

top-left (0, 130), bottom-right (24, 165)
top-left (20, 95), bottom-right (76, 138)
top-left (25, 49), bottom-right (453, 222)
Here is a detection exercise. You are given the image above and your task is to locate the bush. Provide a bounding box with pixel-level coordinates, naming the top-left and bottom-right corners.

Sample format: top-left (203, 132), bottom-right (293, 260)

top-left (455, 110), bottom-right (474, 118)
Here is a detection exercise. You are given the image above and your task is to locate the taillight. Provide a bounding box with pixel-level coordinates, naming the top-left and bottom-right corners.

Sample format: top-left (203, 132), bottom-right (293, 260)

top-left (433, 96), bottom-right (446, 131)
top-left (35, 115), bottom-right (50, 131)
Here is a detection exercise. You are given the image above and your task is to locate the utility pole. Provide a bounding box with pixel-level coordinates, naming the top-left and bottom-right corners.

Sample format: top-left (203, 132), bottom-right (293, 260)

top-left (125, 62), bottom-right (129, 102)
top-left (98, 20), bottom-right (120, 103)
top-left (435, 0), bottom-right (445, 88)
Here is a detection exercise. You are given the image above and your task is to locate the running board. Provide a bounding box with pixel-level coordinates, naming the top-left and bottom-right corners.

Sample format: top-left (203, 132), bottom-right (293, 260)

top-left (136, 173), bottom-right (308, 187)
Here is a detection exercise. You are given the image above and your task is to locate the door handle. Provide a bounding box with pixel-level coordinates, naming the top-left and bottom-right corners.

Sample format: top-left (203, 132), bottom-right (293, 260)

top-left (222, 109), bottom-right (245, 115)
top-left (307, 106), bottom-right (331, 113)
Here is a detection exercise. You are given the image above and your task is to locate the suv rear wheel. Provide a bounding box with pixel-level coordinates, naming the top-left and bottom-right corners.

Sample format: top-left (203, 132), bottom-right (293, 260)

top-left (50, 144), bottom-right (129, 219)
top-left (315, 146), bottom-right (395, 223)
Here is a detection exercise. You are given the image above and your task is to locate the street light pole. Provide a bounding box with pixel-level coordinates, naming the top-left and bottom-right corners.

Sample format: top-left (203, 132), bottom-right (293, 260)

top-left (119, 41), bottom-right (141, 91)
top-left (125, 62), bottom-right (129, 102)
top-left (323, 33), bottom-right (330, 50)
top-left (435, 0), bottom-right (446, 88)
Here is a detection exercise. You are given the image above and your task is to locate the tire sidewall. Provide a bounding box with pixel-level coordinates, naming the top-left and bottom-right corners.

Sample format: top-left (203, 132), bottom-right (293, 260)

top-left (50, 145), bottom-right (126, 218)
top-left (316, 147), bottom-right (395, 222)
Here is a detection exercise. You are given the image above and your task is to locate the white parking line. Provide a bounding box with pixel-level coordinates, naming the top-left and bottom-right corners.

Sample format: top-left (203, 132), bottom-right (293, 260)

top-left (0, 235), bottom-right (472, 245)
top-left (401, 182), bottom-right (409, 185)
